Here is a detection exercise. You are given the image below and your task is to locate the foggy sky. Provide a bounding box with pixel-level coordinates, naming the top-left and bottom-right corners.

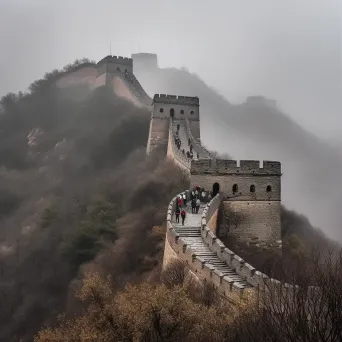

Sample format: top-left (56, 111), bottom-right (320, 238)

top-left (0, 0), bottom-right (341, 139)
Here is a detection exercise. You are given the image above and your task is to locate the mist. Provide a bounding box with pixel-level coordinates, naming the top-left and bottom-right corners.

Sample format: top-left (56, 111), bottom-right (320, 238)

top-left (0, 1), bottom-right (341, 235)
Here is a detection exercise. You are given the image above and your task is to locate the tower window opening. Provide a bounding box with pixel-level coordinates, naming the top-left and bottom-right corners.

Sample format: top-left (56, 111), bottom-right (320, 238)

top-left (232, 184), bottom-right (238, 194)
top-left (250, 185), bottom-right (255, 193)
top-left (190, 110), bottom-right (194, 115)
top-left (266, 185), bottom-right (272, 192)
top-left (170, 108), bottom-right (175, 118)
top-left (180, 109), bottom-right (184, 114)
top-left (159, 108), bottom-right (164, 113)
top-left (117, 67), bottom-right (121, 71)
top-left (213, 183), bottom-right (220, 197)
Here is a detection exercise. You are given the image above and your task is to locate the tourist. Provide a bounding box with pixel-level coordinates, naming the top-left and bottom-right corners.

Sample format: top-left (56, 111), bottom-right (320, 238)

top-left (182, 193), bottom-right (187, 206)
top-left (177, 196), bottom-right (183, 208)
top-left (191, 197), bottom-right (196, 214)
top-left (177, 123), bottom-right (180, 131)
top-left (188, 138), bottom-right (191, 146)
top-left (196, 198), bottom-right (200, 214)
top-left (181, 208), bottom-right (186, 225)
top-left (175, 206), bottom-right (180, 223)
top-left (201, 189), bottom-right (206, 201)
top-left (197, 152), bottom-right (199, 159)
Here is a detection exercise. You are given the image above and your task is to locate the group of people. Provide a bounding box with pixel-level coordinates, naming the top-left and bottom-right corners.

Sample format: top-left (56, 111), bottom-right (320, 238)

top-left (175, 186), bottom-right (213, 225)
top-left (173, 125), bottom-right (200, 160)
top-left (175, 193), bottom-right (187, 225)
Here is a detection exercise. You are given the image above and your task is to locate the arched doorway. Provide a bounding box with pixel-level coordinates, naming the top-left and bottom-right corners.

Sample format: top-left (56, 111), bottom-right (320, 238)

top-left (212, 182), bottom-right (220, 197)
top-left (170, 108), bottom-right (175, 118)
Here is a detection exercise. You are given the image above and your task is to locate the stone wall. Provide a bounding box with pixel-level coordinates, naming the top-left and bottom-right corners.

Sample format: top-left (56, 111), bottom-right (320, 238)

top-left (191, 159), bottom-right (281, 175)
top-left (166, 121), bottom-right (191, 173)
top-left (164, 193), bottom-right (252, 304)
top-left (207, 208), bottom-right (218, 233)
top-left (56, 66), bottom-right (98, 88)
top-left (222, 201), bottom-right (281, 244)
top-left (112, 76), bottom-right (139, 106)
top-left (97, 55), bottom-right (133, 74)
top-left (200, 196), bottom-right (298, 297)
top-left (146, 118), bottom-right (169, 155)
top-left (184, 116), bottom-right (213, 158)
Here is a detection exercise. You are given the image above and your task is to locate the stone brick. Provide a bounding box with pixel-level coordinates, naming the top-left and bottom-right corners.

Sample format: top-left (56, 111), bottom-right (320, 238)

top-left (232, 254), bottom-right (245, 271)
top-left (206, 231), bottom-right (217, 247)
top-left (212, 269), bottom-right (224, 287)
top-left (221, 248), bottom-right (235, 267)
top-left (203, 264), bottom-right (215, 280)
top-left (211, 239), bottom-right (225, 256)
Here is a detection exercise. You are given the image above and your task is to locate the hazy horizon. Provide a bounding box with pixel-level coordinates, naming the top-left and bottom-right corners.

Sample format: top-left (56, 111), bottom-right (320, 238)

top-left (0, 0), bottom-right (341, 140)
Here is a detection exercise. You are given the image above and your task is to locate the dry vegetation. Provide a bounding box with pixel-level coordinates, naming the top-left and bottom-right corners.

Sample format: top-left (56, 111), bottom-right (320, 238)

top-left (36, 254), bottom-right (342, 342)
top-left (1, 60), bottom-right (342, 341)
top-left (0, 61), bottom-right (188, 341)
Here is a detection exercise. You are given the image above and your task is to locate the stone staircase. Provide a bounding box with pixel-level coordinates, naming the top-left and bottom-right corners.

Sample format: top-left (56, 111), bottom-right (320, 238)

top-left (172, 206), bottom-right (251, 289)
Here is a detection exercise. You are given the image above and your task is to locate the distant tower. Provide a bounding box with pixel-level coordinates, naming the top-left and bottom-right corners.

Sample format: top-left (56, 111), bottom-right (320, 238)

top-left (146, 94), bottom-right (200, 155)
top-left (95, 55), bottom-right (133, 87)
top-left (131, 53), bottom-right (158, 72)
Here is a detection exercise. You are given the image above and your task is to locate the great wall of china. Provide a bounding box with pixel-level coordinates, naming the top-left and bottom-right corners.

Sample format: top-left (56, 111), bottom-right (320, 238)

top-left (56, 53), bottom-right (302, 304)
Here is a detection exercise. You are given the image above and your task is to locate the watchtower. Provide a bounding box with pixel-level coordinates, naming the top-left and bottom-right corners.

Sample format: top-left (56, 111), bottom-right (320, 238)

top-left (95, 55), bottom-right (133, 86)
top-left (131, 53), bottom-right (158, 71)
top-left (190, 159), bottom-right (282, 245)
top-left (146, 94), bottom-right (200, 155)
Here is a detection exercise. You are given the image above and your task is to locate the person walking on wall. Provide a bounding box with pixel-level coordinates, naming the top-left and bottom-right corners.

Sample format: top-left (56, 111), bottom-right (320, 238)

top-left (177, 196), bottom-right (183, 208)
top-left (182, 193), bottom-right (187, 206)
top-left (175, 206), bottom-right (180, 223)
top-left (196, 198), bottom-right (200, 214)
top-left (191, 197), bottom-right (196, 214)
top-left (181, 208), bottom-right (186, 225)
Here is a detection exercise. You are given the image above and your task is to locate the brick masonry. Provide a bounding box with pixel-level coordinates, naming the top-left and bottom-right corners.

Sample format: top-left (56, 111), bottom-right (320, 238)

top-left (222, 201), bottom-right (281, 243)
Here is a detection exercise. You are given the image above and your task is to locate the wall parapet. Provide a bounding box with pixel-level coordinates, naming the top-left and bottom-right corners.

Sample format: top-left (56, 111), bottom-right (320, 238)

top-left (191, 159), bottom-right (281, 175)
top-left (121, 71), bottom-right (152, 107)
top-left (200, 194), bottom-right (307, 297)
top-left (97, 55), bottom-right (133, 66)
top-left (184, 115), bottom-right (213, 159)
top-left (153, 94), bottom-right (199, 106)
top-left (165, 192), bottom-right (251, 304)
top-left (169, 120), bottom-right (191, 170)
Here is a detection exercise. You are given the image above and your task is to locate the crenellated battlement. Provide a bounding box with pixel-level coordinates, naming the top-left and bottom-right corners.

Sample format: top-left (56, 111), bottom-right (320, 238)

top-left (191, 159), bottom-right (281, 175)
top-left (153, 94), bottom-right (199, 106)
top-left (97, 55), bottom-right (133, 66)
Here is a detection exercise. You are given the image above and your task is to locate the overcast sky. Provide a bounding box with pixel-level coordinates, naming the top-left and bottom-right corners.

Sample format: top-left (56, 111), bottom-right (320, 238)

top-left (0, 0), bottom-right (341, 139)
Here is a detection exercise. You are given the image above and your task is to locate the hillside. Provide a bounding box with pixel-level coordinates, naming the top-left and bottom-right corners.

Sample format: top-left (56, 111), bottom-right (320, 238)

top-left (0, 62), bottom-right (188, 341)
top-left (135, 66), bottom-right (342, 240)
top-left (0, 59), bottom-right (340, 341)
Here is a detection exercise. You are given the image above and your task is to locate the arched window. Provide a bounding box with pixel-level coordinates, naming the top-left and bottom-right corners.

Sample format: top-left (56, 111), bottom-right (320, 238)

top-left (232, 184), bottom-right (238, 194)
top-left (190, 110), bottom-right (194, 115)
top-left (117, 67), bottom-right (121, 71)
top-left (213, 183), bottom-right (220, 197)
top-left (170, 108), bottom-right (175, 118)
top-left (159, 108), bottom-right (164, 113)
top-left (266, 185), bottom-right (272, 192)
top-left (250, 185), bottom-right (255, 193)
top-left (180, 109), bottom-right (184, 114)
